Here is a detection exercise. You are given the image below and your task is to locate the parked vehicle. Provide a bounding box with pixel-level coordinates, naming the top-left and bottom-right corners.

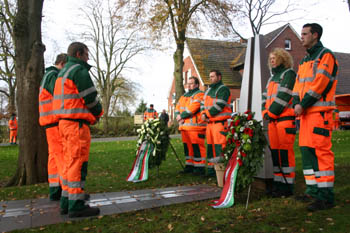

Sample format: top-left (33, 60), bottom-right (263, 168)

top-left (336, 94), bottom-right (350, 130)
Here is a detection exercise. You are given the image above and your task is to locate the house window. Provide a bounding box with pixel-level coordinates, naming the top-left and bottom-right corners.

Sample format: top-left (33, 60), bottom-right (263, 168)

top-left (285, 39), bottom-right (291, 50)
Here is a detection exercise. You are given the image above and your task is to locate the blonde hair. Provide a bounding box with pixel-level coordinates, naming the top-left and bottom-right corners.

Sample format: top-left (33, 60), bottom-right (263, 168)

top-left (268, 48), bottom-right (293, 69)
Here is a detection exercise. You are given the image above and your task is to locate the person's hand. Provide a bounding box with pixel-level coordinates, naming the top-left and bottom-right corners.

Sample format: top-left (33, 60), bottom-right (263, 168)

top-left (176, 115), bottom-right (182, 122)
top-left (294, 104), bottom-right (303, 116)
top-left (201, 114), bottom-right (207, 121)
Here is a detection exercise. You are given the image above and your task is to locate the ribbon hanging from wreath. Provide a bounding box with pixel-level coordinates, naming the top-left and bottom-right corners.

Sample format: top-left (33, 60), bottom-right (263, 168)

top-left (211, 110), bottom-right (266, 208)
top-left (127, 118), bottom-right (169, 182)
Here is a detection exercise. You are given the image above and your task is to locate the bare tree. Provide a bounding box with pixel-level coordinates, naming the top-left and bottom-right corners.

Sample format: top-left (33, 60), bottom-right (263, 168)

top-left (118, 0), bottom-right (230, 101)
top-left (205, 0), bottom-right (300, 39)
top-left (0, 0), bottom-right (17, 114)
top-left (7, 0), bottom-right (47, 186)
top-left (82, 0), bottom-right (145, 133)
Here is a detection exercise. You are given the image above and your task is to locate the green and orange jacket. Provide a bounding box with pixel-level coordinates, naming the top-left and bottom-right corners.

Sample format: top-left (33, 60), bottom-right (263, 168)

top-left (8, 116), bottom-right (17, 130)
top-left (39, 66), bottom-right (60, 126)
top-left (292, 41), bottom-right (338, 114)
top-left (201, 80), bottom-right (232, 122)
top-left (175, 87), bottom-right (206, 131)
top-left (262, 65), bottom-right (296, 120)
top-left (52, 56), bottom-right (103, 124)
top-left (143, 109), bottom-right (158, 120)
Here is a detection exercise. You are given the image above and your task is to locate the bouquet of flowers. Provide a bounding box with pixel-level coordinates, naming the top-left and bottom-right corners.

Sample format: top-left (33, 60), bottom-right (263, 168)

top-left (212, 110), bottom-right (266, 208)
top-left (127, 118), bottom-right (170, 182)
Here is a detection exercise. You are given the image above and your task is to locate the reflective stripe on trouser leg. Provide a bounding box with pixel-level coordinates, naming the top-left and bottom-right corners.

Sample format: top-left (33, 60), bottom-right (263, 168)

top-left (268, 120), bottom-right (296, 191)
top-left (206, 121), bottom-right (227, 168)
top-left (46, 126), bottom-right (64, 199)
top-left (185, 130), bottom-right (206, 168)
top-left (59, 120), bottom-right (91, 212)
top-left (181, 130), bottom-right (194, 166)
top-left (299, 111), bottom-right (334, 203)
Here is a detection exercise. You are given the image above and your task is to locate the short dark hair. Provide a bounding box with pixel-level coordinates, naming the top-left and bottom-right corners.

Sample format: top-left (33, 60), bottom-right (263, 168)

top-left (150, 104), bottom-right (154, 108)
top-left (303, 23), bottom-right (323, 41)
top-left (67, 42), bottom-right (88, 57)
top-left (54, 53), bottom-right (67, 65)
top-left (209, 69), bottom-right (222, 78)
top-left (189, 76), bottom-right (199, 85)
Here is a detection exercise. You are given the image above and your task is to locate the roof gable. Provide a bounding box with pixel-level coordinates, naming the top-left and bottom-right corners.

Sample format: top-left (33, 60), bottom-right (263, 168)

top-left (186, 38), bottom-right (245, 87)
top-left (264, 23), bottom-right (301, 48)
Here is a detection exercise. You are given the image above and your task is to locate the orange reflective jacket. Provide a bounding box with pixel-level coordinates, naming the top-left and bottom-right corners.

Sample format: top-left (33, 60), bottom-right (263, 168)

top-left (293, 42), bottom-right (338, 114)
top-left (8, 117), bottom-right (17, 130)
top-left (39, 67), bottom-right (59, 126)
top-left (52, 58), bottom-right (103, 124)
top-left (262, 67), bottom-right (296, 119)
top-left (202, 82), bottom-right (232, 122)
top-left (143, 109), bottom-right (158, 120)
top-left (176, 88), bottom-right (206, 131)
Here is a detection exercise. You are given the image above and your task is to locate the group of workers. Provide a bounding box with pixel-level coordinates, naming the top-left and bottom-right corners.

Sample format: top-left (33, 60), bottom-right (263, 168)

top-left (174, 23), bottom-right (337, 212)
top-left (6, 22), bottom-right (336, 216)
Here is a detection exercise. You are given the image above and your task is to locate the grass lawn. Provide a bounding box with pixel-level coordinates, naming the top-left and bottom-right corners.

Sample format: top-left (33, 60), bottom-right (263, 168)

top-left (1, 131), bottom-right (350, 232)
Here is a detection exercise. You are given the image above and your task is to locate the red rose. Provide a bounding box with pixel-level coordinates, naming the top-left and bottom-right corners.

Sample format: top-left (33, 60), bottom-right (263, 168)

top-left (247, 114), bottom-right (252, 120)
top-left (241, 151), bottom-right (247, 157)
top-left (235, 141), bottom-right (241, 147)
top-left (244, 110), bottom-right (251, 114)
top-left (237, 158), bottom-right (243, 166)
top-left (234, 119), bottom-right (240, 126)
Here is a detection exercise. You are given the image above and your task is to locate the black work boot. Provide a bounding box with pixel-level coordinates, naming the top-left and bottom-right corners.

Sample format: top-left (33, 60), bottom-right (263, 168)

top-left (68, 206), bottom-right (100, 218)
top-left (307, 199), bottom-right (334, 212)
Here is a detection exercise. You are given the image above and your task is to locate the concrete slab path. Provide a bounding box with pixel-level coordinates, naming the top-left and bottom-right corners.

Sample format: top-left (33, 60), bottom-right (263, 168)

top-left (0, 184), bottom-right (221, 232)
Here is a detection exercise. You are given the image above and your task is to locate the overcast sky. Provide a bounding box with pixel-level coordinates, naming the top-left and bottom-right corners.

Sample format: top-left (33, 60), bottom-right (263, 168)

top-left (42, 0), bottom-right (350, 113)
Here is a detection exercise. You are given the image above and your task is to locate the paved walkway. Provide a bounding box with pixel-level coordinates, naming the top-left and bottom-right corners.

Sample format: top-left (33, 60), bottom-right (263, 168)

top-left (0, 134), bottom-right (181, 147)
top-left (0, 184), bottom-right (221, 232)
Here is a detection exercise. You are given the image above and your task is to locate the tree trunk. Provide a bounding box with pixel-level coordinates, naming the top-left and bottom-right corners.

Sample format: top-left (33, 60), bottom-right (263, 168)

top-left (102, 95), bottom-right (110, 134)
top-left (7, 0), bottom-right (48, 186)
top-left (173, 41), bottom-right (185, 102)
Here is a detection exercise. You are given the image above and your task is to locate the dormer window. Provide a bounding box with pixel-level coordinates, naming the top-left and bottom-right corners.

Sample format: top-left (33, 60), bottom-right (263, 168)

top-left (285, 39), bottom-right (291, 50)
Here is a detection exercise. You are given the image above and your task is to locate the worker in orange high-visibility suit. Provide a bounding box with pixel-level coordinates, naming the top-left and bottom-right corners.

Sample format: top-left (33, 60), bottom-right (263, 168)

top-left (176, 77), bottom-right (207, 175)
top-left (52, 42), bottom-right (103, 218)
top-left (293, 23), bottom-right (338, 212)
top-left (8, 113), bottom-right (17, 144)
top-left (201, 70), bottom-right (232, 177)
top-left (39, 53), bottom-right (67, 201)
top-left (144, 104), bottom-right (158, 121)
top-left (262, 48), bottom-right (297, 198)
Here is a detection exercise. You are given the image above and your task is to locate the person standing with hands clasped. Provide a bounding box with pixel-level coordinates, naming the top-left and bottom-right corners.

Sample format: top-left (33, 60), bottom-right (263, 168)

top-left (293, 23), bottom-right (338, 211)
top-left (176, 77), bottom-right (207, 175)
top-left (262, 48), bottom-right (296, 198)
top-left (39, 53), bottom-right (67, 201)
top-left (201, 70), bottom-right (232, 177)
top-left (52, 42), bottom-right (103, 218)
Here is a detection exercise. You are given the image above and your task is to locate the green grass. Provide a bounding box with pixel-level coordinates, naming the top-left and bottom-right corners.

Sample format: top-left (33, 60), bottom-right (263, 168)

top-left (1, 131), bottom-right (350, 232)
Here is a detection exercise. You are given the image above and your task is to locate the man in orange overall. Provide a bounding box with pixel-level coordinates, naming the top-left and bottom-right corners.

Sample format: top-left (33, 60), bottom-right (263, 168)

top-left (8, 113), bottom-right (17, 144)
top-left (53, 42), bottom-right (103, 218)
top-left (144, 104), bottom-right (158, 121)
top-left (39, 53), bottom-right (67, 201)
top-left (201, 70), bottom-right (232, 176)
top-left (293, 23), bottom-right (338, 211)
top-left (176, 77), bottom-right (207, 175)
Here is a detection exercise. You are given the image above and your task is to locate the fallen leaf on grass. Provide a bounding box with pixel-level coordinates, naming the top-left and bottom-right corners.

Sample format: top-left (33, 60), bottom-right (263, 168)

top-left (201, 216), bottom-right (205, 221)
top-left (326, 217), bottom-right (333, 222)
top-left (305, 220), bottom-right (312, 224)
top-left (168, 224), bottom-right (174, 231)
top-left (236, 215), bottom-right (244, 220)
top-left (39, 227), bottom-right (45, 231)
top-left (98, 216), bottom-right (103, 219)
top-left (82, 227), bottom-right (90, 231)
top-left (307, 213), bottom-right (313, 216)
top-left (280, 227), bottom-right (287, 230)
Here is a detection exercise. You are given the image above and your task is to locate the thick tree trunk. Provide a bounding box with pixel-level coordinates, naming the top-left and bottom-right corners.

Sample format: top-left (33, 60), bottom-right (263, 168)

top-left (7, 0), bottom-right (48, 186)
top-left (173, 41), bottom-right (185, 102)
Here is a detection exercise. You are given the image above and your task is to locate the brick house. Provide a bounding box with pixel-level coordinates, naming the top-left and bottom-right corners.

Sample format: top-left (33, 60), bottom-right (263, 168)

top-left (167, 23), bottom-right (350, 122)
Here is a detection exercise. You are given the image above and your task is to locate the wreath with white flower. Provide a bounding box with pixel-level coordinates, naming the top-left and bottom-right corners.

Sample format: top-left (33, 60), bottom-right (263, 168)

top-left (136, 118), bottom-right (170, 168)
top-left (221, 110), bottom-right (267, 192)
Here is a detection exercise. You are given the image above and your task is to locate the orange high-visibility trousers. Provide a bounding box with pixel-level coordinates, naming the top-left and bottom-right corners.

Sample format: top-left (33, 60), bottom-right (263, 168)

top-left (46, 126), bottom-right (64, 200)
top-left (9, 130), bottom-right (17, 143)
top-left (268, 119), bottom-right (296, 190)
top-left (59, 120), bottom-right (90, 212)
top-left (206, 121), bottom-right (228, 169)
top-left (181, 130), bottom-right (206, 168)
top-left (299, 111), bottom-right (334, 203)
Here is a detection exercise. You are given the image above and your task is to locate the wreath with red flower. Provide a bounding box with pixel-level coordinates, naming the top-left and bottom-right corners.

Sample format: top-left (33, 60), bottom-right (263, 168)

top-left (221, 110), bottom-right (267, 192)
